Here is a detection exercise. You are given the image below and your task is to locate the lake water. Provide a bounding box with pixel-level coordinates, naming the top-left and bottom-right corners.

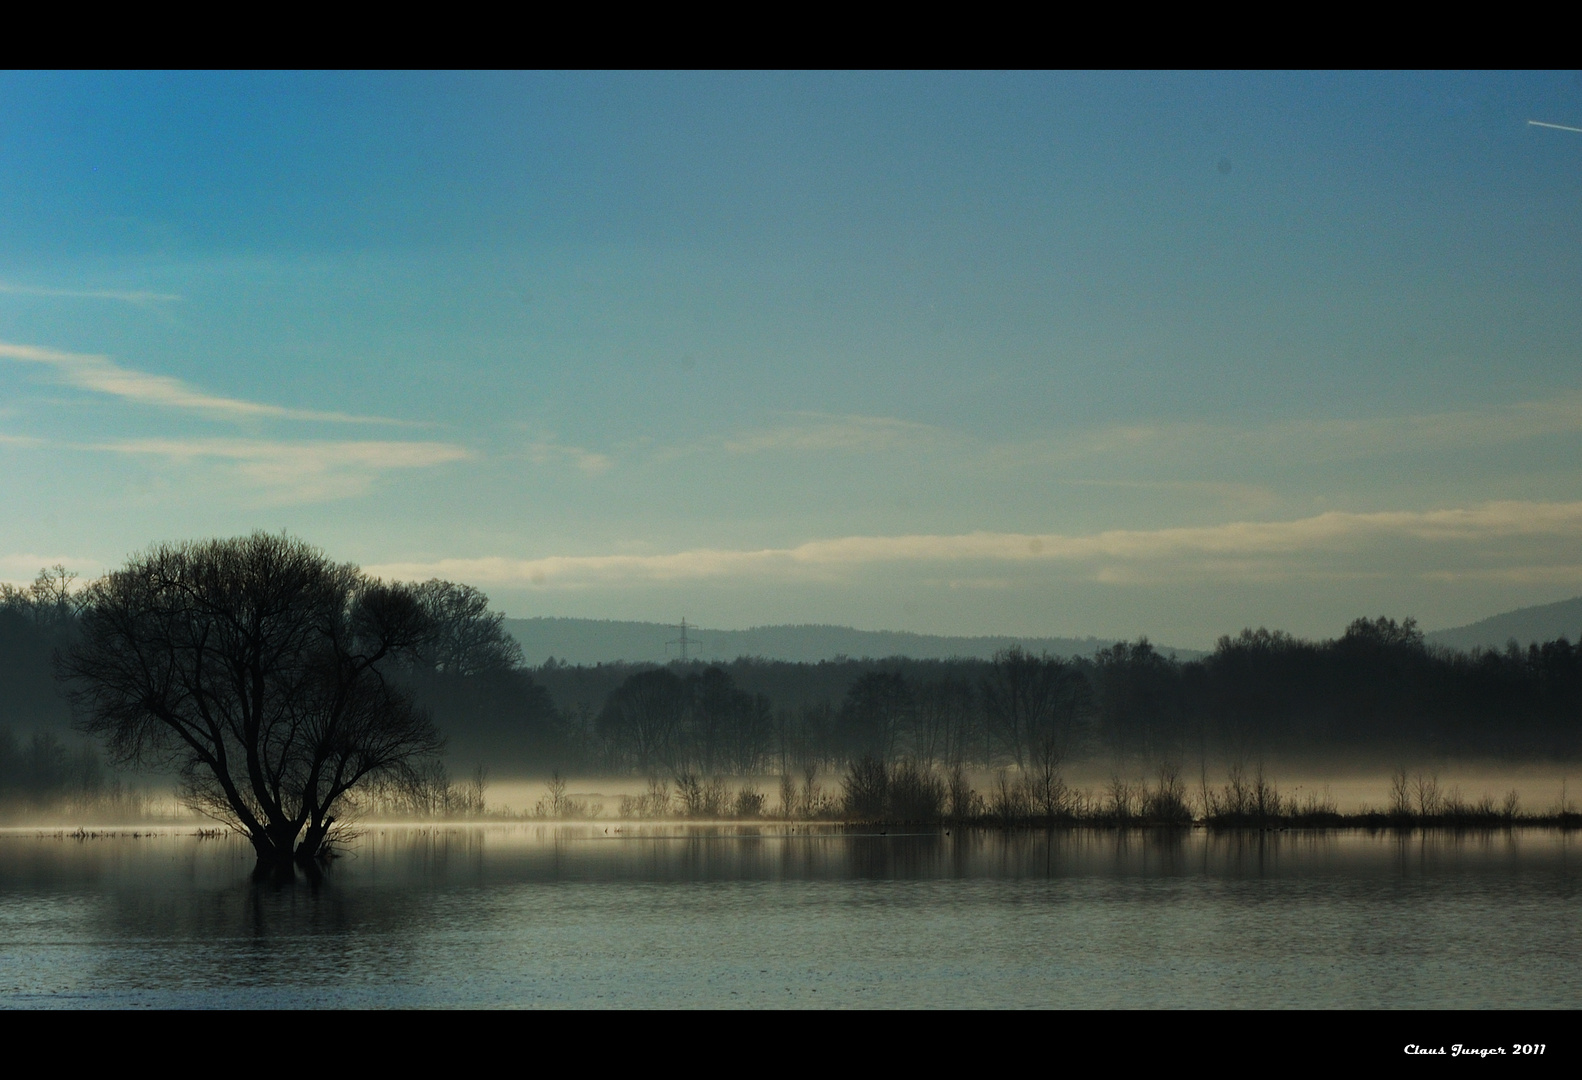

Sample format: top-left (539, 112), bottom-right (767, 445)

top-left (1, 824), bottom-right (1577, 1009)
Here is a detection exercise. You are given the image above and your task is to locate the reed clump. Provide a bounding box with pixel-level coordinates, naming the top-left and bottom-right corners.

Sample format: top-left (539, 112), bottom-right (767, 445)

top-left (534, 771), bottom-right (598, 819)
top-left (823, 759), bottom-right (1582, 830)
top-left (835, 758), bottom-right (1197, 827)
top-left (1344, 768), bottom-right (1578, 829)
top-left (608, 773), bottom-right (769, 820)
top-left (618, 777), bottom-right (673, 819)
top-left (532, 763), bottom-right (1582, 830)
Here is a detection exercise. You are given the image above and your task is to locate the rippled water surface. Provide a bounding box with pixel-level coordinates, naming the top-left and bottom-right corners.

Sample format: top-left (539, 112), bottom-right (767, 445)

top-left (1, 824), bottom-right (1577, 1008)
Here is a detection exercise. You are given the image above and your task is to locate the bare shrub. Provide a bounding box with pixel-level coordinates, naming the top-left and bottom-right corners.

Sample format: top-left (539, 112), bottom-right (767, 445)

top-left (734, 784), bottom-right (765, 819)
top-left (989, 769), bottom-right (1029, 825)
top-left (700, 776), bottom-right (732, 818)
top-left (534, 771), bottom-right (593, 819)
top-left (1251, 765), bottom-right (1282, 820)
top-left (1204, 764), bottom-right (1286, 825)
top-left (1389, 767), bottom-right (1412, 818)
top-left (1413, 772), bottom-right (1442, 817)
top-left (1550, 778), bottom-right (1575, 818)
top-left (1295, 785), bottom-right (1338, 820)
top-left (618, 777), bottom-right (672, 819)
top-left (889, 760), bottom-right (945, 822)
top-left (1067, 788), bottom-right (1099, 818)
top-left (800, 762), bottom-right (825, 818)
top-left (842, 755), bottom-right (888, 820)
top-left (1025, 749), bottom-right (1068, 821)
top-left (1222, 763), bottom-right (1251, 818)
top-left (946, 763), bottom-right (979, 820)
top-left (1141, 763), bottom-right (1192, 823)
top-left (675, 771), bottom-right (704, 817)
top-left (535, 771), bottom-right (569, 818)
top-left (1105, 774), bottom-right (1136, 821)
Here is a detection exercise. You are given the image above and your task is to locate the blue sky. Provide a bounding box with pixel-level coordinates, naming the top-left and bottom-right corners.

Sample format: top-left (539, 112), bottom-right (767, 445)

top-left (4, 71), bottom-right (1582, 647)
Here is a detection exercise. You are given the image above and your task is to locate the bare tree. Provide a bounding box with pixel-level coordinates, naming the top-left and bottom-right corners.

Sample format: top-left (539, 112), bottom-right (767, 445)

top-left (0, 565), bottom-right (84, 626)
top-left (60, 534), bottom-right (444, 878)
top-left (980, 647), bottom-right (1088, 769)
top-left (840, 670), bottom-right (912, 763)
top-left (409, 580), bottom-right (524, 676)
top-left (599, 668), bottom-right (686, 772)
top-left (912, 677), bottom-right (975, 769)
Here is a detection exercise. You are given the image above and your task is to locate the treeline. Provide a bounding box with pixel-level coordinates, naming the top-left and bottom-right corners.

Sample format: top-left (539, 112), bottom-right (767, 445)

top-left (6, 566), bottom-right (1582, 782)
top-left (1, 728), bottom-right (108, 811)
top-left (1, 569), bottom-right (139, 816)
top-left (0, 567), bottom-right (78, 733)
top-left (530, 616), bottom-right (1582, 775)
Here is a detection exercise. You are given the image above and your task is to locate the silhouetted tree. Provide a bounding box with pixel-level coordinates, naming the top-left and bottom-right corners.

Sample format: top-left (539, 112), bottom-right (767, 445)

top-left (0, 565), bottom-right (83, 627)
top-left (398, 581), bottom-right (557, 775)
top-left (1341, 615), bottom-right (1425, 651)
top-left (912, 677), bottom-right (976, 768)
top-left (840, 670), bottom-right (912, 762)
top-left (842, 754), bottom-right (888, 819)
top-left (981, 647), bottom-right (1089, 769)
top-left (1093, 638), bottom-right (1183, 768)
top-left (410, 580), bottom-right (524, 676)
top-left (61, 534), bottom-right (444, 878)
top-left (1, 566), bottom-right (84, 733)
top-left (599, 667), bottom-right (687, 771)
top-left (687, 666), bottom-right (739, 774)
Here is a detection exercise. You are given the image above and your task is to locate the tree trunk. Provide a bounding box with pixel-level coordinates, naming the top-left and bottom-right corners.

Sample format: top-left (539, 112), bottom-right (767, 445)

top-left (250, 823), bottom-right (306, 881)
top-left (296, 818), bottom-right (334, 866)
top-left (252, 845), bottom-right (298, 882)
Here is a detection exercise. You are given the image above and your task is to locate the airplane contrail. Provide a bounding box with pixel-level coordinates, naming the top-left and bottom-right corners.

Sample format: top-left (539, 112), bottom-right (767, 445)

top-left (1528, 119), bottom-right (1582, 134)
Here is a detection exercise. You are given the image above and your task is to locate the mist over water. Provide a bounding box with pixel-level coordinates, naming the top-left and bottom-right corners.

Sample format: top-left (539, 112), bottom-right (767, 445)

top-left (3, 824), bottom-right (1576, 1008)
top-left (482, 764), bottom-right (1581, 821)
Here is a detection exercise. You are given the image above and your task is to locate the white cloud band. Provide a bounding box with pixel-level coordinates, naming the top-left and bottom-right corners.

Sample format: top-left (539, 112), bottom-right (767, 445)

top-left (98, 437), bottom-right (471, 502)
top-left (0, 341), bottom-right (405, 424)
top-left (364, 500), bottom-right (1582, 590)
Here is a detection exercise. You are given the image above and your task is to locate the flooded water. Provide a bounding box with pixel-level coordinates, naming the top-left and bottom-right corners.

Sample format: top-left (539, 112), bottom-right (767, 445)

top-left (1, 824), bottom-right (1577, 1008)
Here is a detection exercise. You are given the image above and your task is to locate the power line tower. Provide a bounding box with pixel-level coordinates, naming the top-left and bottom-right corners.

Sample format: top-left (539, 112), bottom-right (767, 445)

top-left (666, 617), bottom-right (700, 662)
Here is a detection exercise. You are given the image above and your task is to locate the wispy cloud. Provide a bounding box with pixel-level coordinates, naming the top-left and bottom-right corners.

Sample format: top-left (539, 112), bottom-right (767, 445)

top-left (365, 500), bottom-right (1582, 590)
top-left (525, 437), bottom-right (613, 475)
top-left (640, 410), bottom-right (953, 467)
top-left (1057, 477), bottom-right (1279, 509)
top-left (1013, 394), bottom-right (1582, 472)
top-left (0, 341), bottom-right (408, 425)
top-left (98, 437), bottom-right (471, 502)
top-left (655, 393), bottom-right (1582, 486)
top-left (721, 412), bottom-right (951, 455)
top-left (0, 282), bottom-right (182, 303)
top-left (1420, 564), bottom-right (1582, 585)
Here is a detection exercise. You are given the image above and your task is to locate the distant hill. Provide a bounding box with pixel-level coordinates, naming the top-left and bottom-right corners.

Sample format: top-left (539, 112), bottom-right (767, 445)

top-left (503, 617), bottom-right (1204, 667)
top-left (1426, 597), bottom-right (1582, 653)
